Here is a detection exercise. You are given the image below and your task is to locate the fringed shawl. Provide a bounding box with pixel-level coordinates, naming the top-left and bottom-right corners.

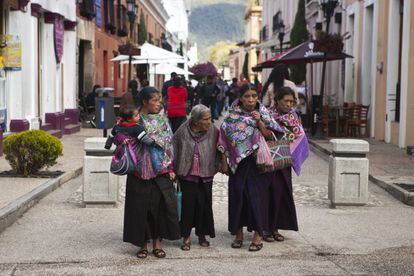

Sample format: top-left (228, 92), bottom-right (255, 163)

top-left (218, 100), bottom-right (285, 173)
top-left (271, 107), bottom-right (309, 175)
top-left (137, 114), bottom-right (174, 179)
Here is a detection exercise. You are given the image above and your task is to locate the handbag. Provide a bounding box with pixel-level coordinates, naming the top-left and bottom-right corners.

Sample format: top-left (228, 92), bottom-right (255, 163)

top-left (260, 131), bottom-right (292, 173)
top-left (175, 181), bottom-right (182, 222)
top-left (110, 143), bottom-right (138, 175)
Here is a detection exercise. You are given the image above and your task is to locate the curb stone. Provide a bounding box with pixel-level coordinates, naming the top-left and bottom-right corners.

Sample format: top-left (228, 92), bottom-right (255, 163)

top-left (308, 139), bottom-right (414, 206)
top-left (0, 167), bottom-right (83, 234)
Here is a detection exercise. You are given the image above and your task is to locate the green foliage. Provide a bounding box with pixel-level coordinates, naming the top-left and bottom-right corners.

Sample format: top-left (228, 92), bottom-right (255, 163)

top-left (289, 0), bottom-right (309, 84)
top-left (138, 11), bottom-right (147, 45)
top-left (4, 130), bottom-right (63, 176)
top-left (207, 41), bottom-right (237, 67)
top-left (189, 3), bottom-right (245, 61)
top-left (242, 52), bottom-right (249, 81)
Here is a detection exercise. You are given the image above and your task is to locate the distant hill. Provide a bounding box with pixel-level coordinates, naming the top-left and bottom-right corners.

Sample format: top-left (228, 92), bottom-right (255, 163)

top-left (189, 2), bottom-right (246, 62)
top-left (191, 0), bottom-right (246, 8)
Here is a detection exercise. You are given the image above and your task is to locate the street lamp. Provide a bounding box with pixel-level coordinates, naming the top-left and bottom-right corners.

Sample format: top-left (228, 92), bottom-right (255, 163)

top-left (313, 0), bottom-right (339, 138)
top-left (126, 0), bottom-right (137, 39)
top-left (278, 23), bottom-right (285, 53)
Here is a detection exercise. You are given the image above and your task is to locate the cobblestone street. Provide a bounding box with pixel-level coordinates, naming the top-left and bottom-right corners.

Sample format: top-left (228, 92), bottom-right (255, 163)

top-left (0, 151), bottom-right (413, 275)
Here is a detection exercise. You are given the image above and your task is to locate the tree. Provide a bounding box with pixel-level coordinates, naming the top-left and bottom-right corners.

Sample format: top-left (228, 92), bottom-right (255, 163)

top-left (190, 62), bottom-right (218, 80)
top-left (289, 0), bottom-right (309, 84)
top-left (207, 41), bottom-right (237, 68)
top-left (138, 11), bottom-right (147, 45)
top-left (242, 52), bottom-right (249, 81)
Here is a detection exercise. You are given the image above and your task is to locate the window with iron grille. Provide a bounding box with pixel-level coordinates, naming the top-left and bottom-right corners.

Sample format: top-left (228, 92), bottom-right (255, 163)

top-left (117, 4), bottom-right (127, 37)
top-left (104, 0), bottom-right (116, 34)
top-left (80, 0), bottom-right (96, 20)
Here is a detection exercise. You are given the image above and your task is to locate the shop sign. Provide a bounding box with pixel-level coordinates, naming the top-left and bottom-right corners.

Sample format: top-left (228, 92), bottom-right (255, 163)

top-left (0, 35), bottom-right (22, 71)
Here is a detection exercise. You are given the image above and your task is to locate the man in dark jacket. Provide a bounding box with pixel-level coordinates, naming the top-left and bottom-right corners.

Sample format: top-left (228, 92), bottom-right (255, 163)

top-left (162, 72), bottom-right (178, 101)
top-left (201, 75), bottom-right (220, 120)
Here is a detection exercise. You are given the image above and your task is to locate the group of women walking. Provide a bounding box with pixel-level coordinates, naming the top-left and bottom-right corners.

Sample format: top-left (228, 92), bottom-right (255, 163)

top-left (118, 70), bottom-right (309, 259)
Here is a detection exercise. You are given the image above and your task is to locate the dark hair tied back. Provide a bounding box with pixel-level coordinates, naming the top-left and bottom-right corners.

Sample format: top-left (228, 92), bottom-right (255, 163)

top-left (139, 86), bottom-right (159, 106)
top-left (275, 86), bottom-right (296, 102)
top-left (239, 83), bottom-right (258, 97)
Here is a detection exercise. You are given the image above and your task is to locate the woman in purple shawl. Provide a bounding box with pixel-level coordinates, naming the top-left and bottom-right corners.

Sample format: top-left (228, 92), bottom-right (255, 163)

top-left (218, 84), bottom-right (285, 252)
top-left (265, 86), bottom-right (309, 242)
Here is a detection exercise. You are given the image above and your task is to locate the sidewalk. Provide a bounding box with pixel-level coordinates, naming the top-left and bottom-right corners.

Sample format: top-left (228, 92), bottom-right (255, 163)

top-left (0, 151), bottom-right (413, 275)
top-left (0, 128), bottom-right (102, 232)
top-left (309, 138), bottom-right (414, 206)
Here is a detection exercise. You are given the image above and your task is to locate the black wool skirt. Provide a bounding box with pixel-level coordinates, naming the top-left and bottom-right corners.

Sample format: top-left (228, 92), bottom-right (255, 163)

top-left (179, 179), bottom-right (215, 238)
top-left (123, 174), bottom-right (181, 247)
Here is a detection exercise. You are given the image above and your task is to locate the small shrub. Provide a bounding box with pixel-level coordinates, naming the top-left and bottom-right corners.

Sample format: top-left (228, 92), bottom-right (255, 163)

top-left (4, 130), bottom-right (63, 176)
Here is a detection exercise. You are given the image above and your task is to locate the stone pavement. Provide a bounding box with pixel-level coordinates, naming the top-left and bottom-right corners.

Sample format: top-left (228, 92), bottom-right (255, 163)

top-left (309, 138), bottom-right (414, 205)
top-left (0, 151), bottom-right (413, 275)
top-left (0, 128), bottom-right (102, 210)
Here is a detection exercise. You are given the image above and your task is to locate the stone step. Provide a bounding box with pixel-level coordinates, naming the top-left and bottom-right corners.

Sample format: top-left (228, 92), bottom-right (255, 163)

top-left (64, 117), bottom-right (71, 126)
top-left (46, 129), bottom-right (62, 139)
top-left (40, 123), bottom-right (53, 132)
top-left (63, 123), bottom-right (81, 135)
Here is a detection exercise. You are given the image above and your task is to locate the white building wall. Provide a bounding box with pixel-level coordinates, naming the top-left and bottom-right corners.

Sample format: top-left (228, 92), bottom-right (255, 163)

top-left (4, 0), bottom-right (77, 130)
top-left (63, 31), bottom-right (77, 109)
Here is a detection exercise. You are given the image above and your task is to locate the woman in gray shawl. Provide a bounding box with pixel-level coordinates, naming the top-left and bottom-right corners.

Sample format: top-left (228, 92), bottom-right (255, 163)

top-left (172, 104), bottom-right (220, 251)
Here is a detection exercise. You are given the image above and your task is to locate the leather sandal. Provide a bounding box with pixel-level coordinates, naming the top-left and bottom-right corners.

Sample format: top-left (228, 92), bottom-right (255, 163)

top-left (198, 237), bottom-right (210, 247)
top-left (273, 232), bottom-right (285, 242)
top-left (136, 248), bottom-right (148, 259)
top-left (180, 241), bottom-right (191, 251)
top-left (263, 235), bottom-right (275, 242)
top-left (231, 240), bottom-right (243, 249)
top-left (152, 248), bottom-right (166, 258)
top-left (248, 242), bottom-right (263, 252)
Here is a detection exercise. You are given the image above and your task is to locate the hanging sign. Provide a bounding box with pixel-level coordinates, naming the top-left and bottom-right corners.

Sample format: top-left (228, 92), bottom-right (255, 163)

top-left (0, 35), bottom-right (22, 71)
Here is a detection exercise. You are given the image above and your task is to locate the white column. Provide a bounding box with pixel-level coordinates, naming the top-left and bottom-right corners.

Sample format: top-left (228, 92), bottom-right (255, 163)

top-left (399, 0), bottom-right (412, 148)
top-left (63, 30), bottom-right (77, 109)
top-left (385, 0), bottom-right (401, 143)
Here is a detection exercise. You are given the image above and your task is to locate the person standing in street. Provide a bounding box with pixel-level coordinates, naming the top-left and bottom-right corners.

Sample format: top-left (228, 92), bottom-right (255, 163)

top-left (120, 86), bottom-right (180, 259)
top-left (167, 75), bottom-right (188, 133)
top-left (201, 75), bottom-right (220, 120)
top-left (262, 64), bottom-right (298, 108)
top-left (162, 72), bottom-right (178, 108)
top-left (227, 78), bottom-right (240, 108)
top-left (121, 80), bottom-right (140, 108)
top-left (264, 86), bottom-right (308, 242)
top-left (218, 84), bottom-right (286, 252)
top-left (172, 104), bottom-right (220, 251)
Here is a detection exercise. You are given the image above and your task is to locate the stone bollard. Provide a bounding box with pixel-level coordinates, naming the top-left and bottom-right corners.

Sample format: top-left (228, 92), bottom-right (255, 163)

top-left (328, 139), bottom-right (369, 207)
top-left (83, 137), bottom-right (119, 207)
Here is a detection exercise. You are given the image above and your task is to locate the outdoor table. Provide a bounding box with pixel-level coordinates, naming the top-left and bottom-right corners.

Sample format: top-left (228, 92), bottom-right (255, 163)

top-left (330, 106), bottom-right (345, 137)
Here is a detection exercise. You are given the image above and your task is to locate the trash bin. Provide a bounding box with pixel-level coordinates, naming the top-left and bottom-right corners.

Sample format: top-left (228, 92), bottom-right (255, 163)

top-left (328, 139), bottom-right (369, 207)
top-left (94, 87), bottom-right (115, 137)
top-left (83, 137), bottom-right (119, 206)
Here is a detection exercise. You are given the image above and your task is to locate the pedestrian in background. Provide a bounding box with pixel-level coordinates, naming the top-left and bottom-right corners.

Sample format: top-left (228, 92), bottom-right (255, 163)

top-left (262, 64), bottom-right (298, 108)
top-left (162, 72), bottom-right (178, 101)
top-left (167, 75), bottom-right (188, 133)
top-left (172, 104), bottom-right (220, 251)
top-left (227, 78), bottom-right (240, 108)
top-left (121, 86), bottom-right (180, 259)
top-left (201, 75), bottom-right (220, 120)
top-left (121, 80), bottom-right (140, 108)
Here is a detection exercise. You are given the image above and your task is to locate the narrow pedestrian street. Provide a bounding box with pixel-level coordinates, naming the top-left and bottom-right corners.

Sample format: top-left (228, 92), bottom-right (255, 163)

top-left (0, 151), bottom-right (412, 275)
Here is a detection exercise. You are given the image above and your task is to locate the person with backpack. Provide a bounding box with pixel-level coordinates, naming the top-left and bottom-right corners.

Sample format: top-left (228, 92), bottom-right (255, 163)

top-left (167, 75), bottom-right (188, 133)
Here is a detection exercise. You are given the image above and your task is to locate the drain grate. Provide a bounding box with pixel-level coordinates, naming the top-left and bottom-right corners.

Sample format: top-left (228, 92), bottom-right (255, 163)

top-left (395, 183), bottom-right (414, 193)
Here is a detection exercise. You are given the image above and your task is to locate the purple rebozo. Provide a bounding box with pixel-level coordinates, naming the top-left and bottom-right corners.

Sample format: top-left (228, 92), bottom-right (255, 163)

top-left (110, 132), bottom-right (141, 175)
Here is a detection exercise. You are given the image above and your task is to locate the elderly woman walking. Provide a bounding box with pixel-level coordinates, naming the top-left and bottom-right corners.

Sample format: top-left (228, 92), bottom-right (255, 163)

top-left (265, 86), bottom-right (309, 242)
top-left (122, 86), bottom-right (180, 259)
top-left (172, 104), bottom-right (219, 251)
top-left (218, 84), bottom-right (286, 252)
